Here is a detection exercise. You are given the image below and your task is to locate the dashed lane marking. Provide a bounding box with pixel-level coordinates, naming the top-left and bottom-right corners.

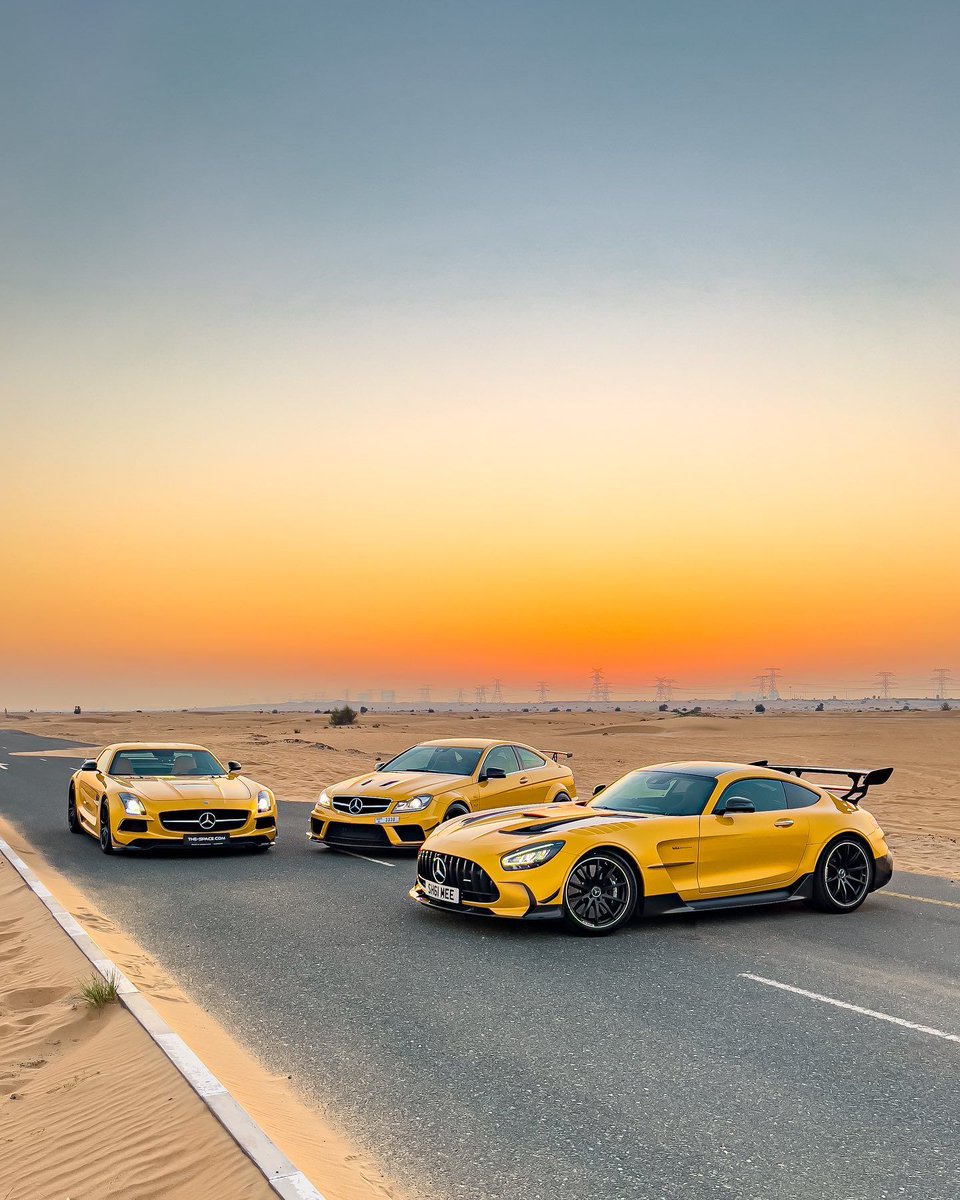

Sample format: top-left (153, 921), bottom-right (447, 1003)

top-left (333, 849), bottom-right (397, 868)
top-left (740, 973), bottom-right (960, 1044)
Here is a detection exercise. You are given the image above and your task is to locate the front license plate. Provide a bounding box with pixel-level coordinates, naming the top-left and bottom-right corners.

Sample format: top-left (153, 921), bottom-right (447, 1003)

top-left (183, 833), bottom-right (228, 846)
top-left (424, 879), bottom-right (460, 904)
top-left (375, 815), bottom-right (399, 824)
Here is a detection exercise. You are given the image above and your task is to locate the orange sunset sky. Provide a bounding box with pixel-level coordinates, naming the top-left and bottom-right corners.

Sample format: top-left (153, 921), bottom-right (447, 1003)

top-left (2, 4), bottom-right (958, 709)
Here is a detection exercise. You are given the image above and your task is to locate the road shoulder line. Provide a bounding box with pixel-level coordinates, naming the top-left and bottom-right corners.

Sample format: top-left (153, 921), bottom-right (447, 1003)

top-left (0, 835), bottom-right (328, 1200)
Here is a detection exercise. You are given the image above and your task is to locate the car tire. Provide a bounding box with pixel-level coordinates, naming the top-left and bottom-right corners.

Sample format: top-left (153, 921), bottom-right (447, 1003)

top-left (810, 837), bottom-right (873, 913)
top-left (98, 801), bottom-right (117, 855)
top-left (441, 802), bottom-right (469, 822)
top-left (561, 849), bottom-right (639, 936)
top-left (552, 791), bottom-right (571, 804)
top-left (67, 787), bottom-right (83, 834)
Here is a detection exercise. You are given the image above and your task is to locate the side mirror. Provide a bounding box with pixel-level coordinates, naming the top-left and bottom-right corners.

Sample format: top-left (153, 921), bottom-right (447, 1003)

top-left (80, 759), bottom-right (99, 772)
top-left (593, 783), bottom-right (607, 796)
top-left (374, 762), bottom-right (385, 771)
top-left (227, 761), bottom-right (242, 773)
top-left (481, 766), bottom-right (507, 781)
top-left (721, 796), bottom-right (755, 815)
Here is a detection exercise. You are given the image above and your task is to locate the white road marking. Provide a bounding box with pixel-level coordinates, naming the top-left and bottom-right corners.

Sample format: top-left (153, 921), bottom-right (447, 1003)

top-left (740, 973), bottom-right (960, 1044)
top-left (333, 849), bottom-right (397, 868)
top-left (0, 763), bottom-right (7, 770)
top-left (884, 891), bottom-right (960, 911)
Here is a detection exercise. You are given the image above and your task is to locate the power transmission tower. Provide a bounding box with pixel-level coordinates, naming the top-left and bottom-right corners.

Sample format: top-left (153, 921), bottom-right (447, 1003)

top-left (754, 672), bottom-right (769, 699)
top-left (491, 678), bottom-right (504, 704)
top-left (932, 667), bottom-right (952, 700)
top-left (536, 681), bottom-right (549, 704)
top-left (875, 671), bottom-right (896, 699)
top-left (418, 685), bottom-right (431, 704)
top-left (475, 685), bottom-right (487, 705)
top-left (764, 667), bottom-right (782, 701)
top-left (456, 688), bottom-right (464, 705)
top-left (655, 677), bottom-right (676, 703)
top-left (589, 668), bottom-right (610, 704)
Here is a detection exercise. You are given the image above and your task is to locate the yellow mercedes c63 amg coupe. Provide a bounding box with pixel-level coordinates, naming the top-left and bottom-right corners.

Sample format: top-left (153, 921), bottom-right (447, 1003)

top-left (68, 743), bottom-right (278, 853)
top-left (410, 759), bottom-right (894, 935)
top-left (309, 737), bottom-right (576, 851)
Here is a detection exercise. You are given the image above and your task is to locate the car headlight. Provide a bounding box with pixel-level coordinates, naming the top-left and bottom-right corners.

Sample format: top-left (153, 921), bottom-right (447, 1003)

top-left (393, 794), bottom-right (433, 813)
top-left (317, 790), bottom-right (332, 808)
top-left (256, 790), bottom-right (273, 813)
top-left (500, 841), bottom-right (564, 871)
top-left (118, 792), bottom-right (146, 816)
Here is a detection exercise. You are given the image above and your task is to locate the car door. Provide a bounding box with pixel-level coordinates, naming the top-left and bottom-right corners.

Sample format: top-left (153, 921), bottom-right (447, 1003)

top-left (475, 745), bottom-right (526, 811)
top-left (697, 777), bottom-right (809, 896)
top-left (76, 757), bottom-right (105, 827)
top-left (513, 746), bottom-right (556, 805)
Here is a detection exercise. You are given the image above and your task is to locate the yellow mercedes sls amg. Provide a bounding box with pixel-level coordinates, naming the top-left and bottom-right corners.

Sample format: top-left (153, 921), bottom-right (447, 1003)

top-left (410, 759), bottom-right (894, 935)
top-left (309, 738), bottom-right (576, 851)
top-left (68, 743), bottom-right (278, 853)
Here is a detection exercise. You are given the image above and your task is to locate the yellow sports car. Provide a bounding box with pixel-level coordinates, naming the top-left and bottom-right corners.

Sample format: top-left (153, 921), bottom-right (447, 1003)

top-left (410, 759), bottom-right (894, 935)
top-left (68, 743), bottom-right (278, 853)
top-left (309, 737), bottom-right (576, 851)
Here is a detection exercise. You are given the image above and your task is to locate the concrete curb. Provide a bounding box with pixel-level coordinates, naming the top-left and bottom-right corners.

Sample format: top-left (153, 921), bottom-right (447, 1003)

top-left (0, 837), bottom-right (327, 1200)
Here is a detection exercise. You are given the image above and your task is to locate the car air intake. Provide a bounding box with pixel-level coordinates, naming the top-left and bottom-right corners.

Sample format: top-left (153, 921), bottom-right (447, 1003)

top-left (417, 851), bottom-right (499, 903)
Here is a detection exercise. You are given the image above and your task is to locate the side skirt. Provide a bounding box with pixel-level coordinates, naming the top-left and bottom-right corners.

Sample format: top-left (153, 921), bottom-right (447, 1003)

top-left (644, 873), bottom-right (813, 917)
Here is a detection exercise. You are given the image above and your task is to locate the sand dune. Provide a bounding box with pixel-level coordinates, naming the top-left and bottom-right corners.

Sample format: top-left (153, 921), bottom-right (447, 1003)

top-left (0, 853), bottom-right (273, 1200)
top-left (11, 708), bottom-right (960, 878)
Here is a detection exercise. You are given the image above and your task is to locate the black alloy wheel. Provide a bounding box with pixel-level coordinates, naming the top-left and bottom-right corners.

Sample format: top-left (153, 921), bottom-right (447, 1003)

top-left (562, 850), bottom-right (638, 936)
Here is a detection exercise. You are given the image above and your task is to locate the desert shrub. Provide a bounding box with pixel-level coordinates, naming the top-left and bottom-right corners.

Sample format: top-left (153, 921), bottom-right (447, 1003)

top-left (755, 703), bottom-right (766, 714)
top-left (815, 702), bottom-right (824, 712)
top-left (73, 705), bottom-right (81, 715)
top-left (329, 704), bottom-right (358, 727)
top-left (658, 703), bottom-right (668, 712)
top-left (77, 971), bottom-right (118, 1012)
top-left (941, 701), bottom-right (952, 711)
top-left (360, 706), bottom-right (369, 714)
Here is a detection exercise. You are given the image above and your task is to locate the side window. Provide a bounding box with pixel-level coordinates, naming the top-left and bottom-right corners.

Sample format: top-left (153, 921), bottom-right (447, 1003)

top-left (718, 778), bottom-right (787, 813)
top-left (483, 746), bottom-right (522, 775)
top-left (784, 780), bottom-right (819, 809)
top-left (515, 747), bottom-right (546, 770)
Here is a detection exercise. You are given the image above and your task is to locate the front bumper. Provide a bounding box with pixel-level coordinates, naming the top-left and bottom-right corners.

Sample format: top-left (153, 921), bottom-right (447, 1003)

top-left (112, 811), bottom-right (277, 849)
top-left (309, 812), bottom-right (434, 849)
top-left (409, 881), bottom-right (562, 920)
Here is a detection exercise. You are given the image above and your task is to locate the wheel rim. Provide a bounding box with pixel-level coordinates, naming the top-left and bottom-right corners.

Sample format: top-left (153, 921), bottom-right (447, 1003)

top-left (824, 841), bottom-right (870, 907)
top-left (68, 798), bottom-right (76, 822)
top-left (100, 810), bottom-right (110, 849)
top-left (443, 806), bottom-right (466, 822)
top-left (565, 855), bottom-right (632, 929)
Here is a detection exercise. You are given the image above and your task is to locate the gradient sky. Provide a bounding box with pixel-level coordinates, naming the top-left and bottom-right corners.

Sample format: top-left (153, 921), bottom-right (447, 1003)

top-left (2, 2), bottom-right (959, 708)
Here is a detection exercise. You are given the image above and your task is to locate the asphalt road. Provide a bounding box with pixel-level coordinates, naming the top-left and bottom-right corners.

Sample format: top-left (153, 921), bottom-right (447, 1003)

top-left (1, 728), bottom-right (958, 1200)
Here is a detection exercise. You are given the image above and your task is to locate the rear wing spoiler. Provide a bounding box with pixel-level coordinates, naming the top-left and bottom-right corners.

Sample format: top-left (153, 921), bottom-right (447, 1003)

top-left (751, 761), bottom-right (893, 804)
top-left (547, 750), bottom-right (573, 763)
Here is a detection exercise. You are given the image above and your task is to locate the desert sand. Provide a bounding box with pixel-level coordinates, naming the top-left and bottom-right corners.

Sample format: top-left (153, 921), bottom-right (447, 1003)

top-left (0, 848), bottom-right (276, 1200)
top-left (10, 707), bottom-right (960, 879)
top-left (0, 815), bottom-right (403, 1200)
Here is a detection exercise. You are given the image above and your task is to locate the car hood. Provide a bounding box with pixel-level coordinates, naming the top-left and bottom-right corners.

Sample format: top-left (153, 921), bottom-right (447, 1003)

top-left (329, 771), bottom-right (468, 801)
top-left (424, 801), bottom-right (655, 852)
top-left (115, 776), bottom-right (257, 805)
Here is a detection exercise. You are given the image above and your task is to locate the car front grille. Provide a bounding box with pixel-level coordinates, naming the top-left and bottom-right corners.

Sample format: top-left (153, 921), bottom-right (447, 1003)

top-left (417, 850), bottom-right (499, 903)
top-left (331, 796), bottom-right (392, 815)
top-left (324, 822), bottom-right (391, 846)
top-left (159, 808), bottom-right (249, 832)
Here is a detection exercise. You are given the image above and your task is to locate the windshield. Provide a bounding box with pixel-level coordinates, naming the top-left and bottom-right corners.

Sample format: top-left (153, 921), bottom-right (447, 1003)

top-left (108, 748), bottom-right (227, 777)
top-left (378, 745), bottom-right (482, 776)
top-left (591, 770), bottom-right (716, 816)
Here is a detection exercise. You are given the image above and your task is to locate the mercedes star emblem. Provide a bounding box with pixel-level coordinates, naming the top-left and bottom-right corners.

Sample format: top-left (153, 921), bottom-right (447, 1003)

top-left (432, 857), bottom-right (447, 884)
top-left (198, 811), bottom-right (217, 830)
top-left (348, 797), bottom-right (363, 815)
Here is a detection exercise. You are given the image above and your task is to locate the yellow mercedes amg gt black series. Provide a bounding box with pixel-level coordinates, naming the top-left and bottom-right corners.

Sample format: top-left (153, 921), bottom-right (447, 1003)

top-left (411, 760), bottom-right (894, 935)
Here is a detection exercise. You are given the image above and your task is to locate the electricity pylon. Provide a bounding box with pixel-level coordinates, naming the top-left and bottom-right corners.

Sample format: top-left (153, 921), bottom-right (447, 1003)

top-left (475, 685), bottom-right (487, 705)
top-left (932, 668), bottom-right (952, 700)
top-left (589, 668), bottom-right (610, 704)
top-left (491, 679), bottom-right (504, 704)
top-left (536, 681), bottom-right (549, 704)
top-left (875, 671), bottom-right (896, 699)
top-left (764, 667), bottom-right (783, 701)
top-left (655, 677), bottom-right (675, 703)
